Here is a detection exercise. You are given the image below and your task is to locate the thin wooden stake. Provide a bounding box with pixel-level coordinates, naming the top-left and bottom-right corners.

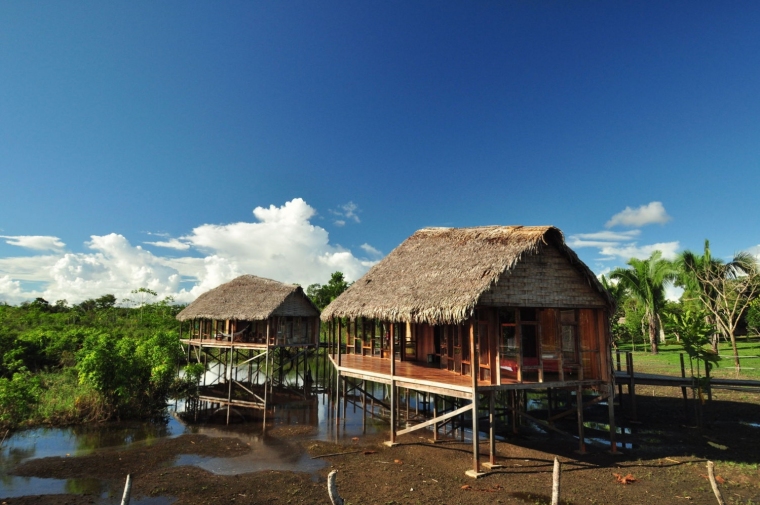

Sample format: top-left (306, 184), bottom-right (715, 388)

top-left (551, 457), bottom-right (561, 505)
top-left (707, 461), bottom-right (726, 505)
top-left (120, 474), bottom-right (132, 505)
top-left (327, 470), bottom-right (344, 505)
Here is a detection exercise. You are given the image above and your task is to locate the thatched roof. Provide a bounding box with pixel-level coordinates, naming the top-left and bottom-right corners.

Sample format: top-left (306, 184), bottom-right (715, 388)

top-left (177, 275), bottom-right (319, 321)
top-left (321, 226), bottom-right (612, 324)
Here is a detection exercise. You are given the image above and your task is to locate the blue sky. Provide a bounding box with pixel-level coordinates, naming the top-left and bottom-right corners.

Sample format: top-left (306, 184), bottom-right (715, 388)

top-left (2, 1), bottom-right (760, 304)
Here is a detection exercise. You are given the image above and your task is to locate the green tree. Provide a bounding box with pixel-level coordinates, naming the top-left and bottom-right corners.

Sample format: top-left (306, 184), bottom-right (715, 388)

top-left (306, 272), bottom-right (351, 310)
top-left (600, 274), bottom-right (630, 349)
top-left (610, 251), bottom-right (677, 354)
top-left (0, 370), bottom-right (42, 428)
top-left (679, 240), bottom-right (759, 369)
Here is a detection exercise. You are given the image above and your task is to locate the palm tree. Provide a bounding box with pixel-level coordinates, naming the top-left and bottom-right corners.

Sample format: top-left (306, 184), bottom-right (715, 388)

top-left (678, 240), bottom-right (759, 369)
top-left (610, 251), bottom-right (677, 354)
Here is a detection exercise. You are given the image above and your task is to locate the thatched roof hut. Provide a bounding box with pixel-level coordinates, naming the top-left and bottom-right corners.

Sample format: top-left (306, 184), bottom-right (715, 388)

top-left (177, 275), bottom-right (319, 322)
top-left (321, 225), bottom-right (611, 324)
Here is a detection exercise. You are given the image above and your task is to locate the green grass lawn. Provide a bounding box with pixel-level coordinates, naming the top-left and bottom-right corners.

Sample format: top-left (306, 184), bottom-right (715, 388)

top-left (614, 337), bottom-right (760, 381)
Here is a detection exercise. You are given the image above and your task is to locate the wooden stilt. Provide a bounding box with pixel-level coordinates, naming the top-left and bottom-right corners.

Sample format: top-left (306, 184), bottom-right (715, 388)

top-left (575, 386), bottom-right (586, 454)
top-left (385, 323), bottom-right (397, 446)
top-left (432, 394), bottom-right (438, 442)
top-left (482, 391), bottom-right (502, 470)
top-left (362, 379), bottom-right (367, 433)
top-left (466, 320), bottom-right (484, 477)
top-left (627, 352), bottom-right (637, 421)
top-left (607, 384), bottom-right (618, 454)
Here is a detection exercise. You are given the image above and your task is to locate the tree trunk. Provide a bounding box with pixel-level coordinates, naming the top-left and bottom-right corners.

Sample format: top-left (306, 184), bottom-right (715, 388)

top-left (649, 313), bottom-right (658, 354)
top-left (729, 330), bottom-right (741, 372)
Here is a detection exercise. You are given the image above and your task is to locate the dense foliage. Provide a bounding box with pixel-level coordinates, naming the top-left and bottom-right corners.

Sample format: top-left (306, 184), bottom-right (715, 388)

top-left (306, 271), bottom-right (351, 310)
top-left (0, 292), bottom-right (185, 430)
top-left (609, 242), bottom-right (760, 370)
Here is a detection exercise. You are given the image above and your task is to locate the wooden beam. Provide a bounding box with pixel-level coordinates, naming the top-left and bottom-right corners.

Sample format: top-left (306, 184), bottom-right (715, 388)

top-left (396, 403), bottom-right (472, 436)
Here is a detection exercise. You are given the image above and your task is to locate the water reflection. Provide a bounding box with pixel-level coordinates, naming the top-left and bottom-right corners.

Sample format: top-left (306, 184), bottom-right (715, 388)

top-left (0, 378), bottom-right (389, 500)
top-left (0, 419), bottom-right (186, 499)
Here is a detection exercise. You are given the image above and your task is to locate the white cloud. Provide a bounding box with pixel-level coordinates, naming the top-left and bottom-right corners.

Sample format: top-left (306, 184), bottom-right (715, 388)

top-left (330, 201), bottom-right (361, 225)
top-left (0, 275), bottom-right (25, 303)
top-left (0, 198), bottom-right (377, 305)
top-left (144, 238), bottom-right (191, 250)
top-left (0, 235), bottom-right (65, 251)
top-left (747, 245), bottom-right (760, 260)
top-left (572, 230), bottom-right (641, 241)
top-left (605, 202), bottom-right (671, 228)
top-left (598, 241), bottom-right (680, 261)
top-left (360, 243), bottom-right (382, 257)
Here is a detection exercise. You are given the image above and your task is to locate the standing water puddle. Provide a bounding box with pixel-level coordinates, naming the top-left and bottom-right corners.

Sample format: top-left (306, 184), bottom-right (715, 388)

top-left (1, 389), bottom-right (387, 500)
top-left (0, 417), bottom-right (186, 501)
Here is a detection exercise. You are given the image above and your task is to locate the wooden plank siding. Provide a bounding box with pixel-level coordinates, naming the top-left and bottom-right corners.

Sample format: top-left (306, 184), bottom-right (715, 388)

top-left (328, 306), bottom-right (610, 391)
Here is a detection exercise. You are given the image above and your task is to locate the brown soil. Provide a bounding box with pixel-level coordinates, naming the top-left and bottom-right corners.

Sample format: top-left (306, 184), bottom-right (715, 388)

top-left (3, 387), bottom-right (760, 505)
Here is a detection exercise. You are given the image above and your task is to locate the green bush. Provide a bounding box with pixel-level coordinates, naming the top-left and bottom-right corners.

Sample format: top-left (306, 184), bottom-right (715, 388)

top-left (0, 370), bottom-right (42, 428)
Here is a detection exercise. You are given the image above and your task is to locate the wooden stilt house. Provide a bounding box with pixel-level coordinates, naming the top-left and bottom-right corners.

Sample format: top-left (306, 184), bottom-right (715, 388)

top-left (177, 275), bottom-right (320, 423)
top-left (321, 226), bottom-right (616, 475)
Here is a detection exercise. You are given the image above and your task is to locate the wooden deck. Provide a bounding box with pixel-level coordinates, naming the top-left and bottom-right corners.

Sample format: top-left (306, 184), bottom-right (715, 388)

top-left (331, 354), bottom-right (600, 399)
top-left (331, 354), bottom-right (476, 398)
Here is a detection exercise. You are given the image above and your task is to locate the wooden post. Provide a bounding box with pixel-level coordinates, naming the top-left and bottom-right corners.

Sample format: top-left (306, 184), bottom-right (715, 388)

top-left (327, 470), bottom-right (345, 505)
top-left (511, 390), bottom-right (517, 434)
top-left (551, 458), bottom-right (561, 505)
top-left (226, 345), bottom-right (234, 425)
top-left (627, 352), bottom-right (637, 421)
top-left (386, 322), bottom-right (397, 446)
top-left (467, 320), bottom-right (482, 476)
top-left (120, 474), bottom-right (132, 505)
top-left (335, 372), bottom-right (341, 426)
top-left (362, 379), bottom-right (367, 433)
top-left (338, 318), bottom-right (343, 367)
top-left (576, 386), bottom-right (586, 454)
top-left (432, 394), bottom-right (438, 442)
top-left (342, 374), bottom-right (348, 428)
top-left (488, 391), bottom-right (496, 466)
top-left (707, 461), bottom-right (726, 505)
top-left (607, 383), bottom-right (617, 453)
top-left (616, 351), bottom-right (623, 409)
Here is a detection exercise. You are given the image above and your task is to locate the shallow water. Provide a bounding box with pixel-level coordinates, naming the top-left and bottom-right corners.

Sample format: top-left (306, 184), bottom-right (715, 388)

top-left (0, 386), bottom-right (391, 500)
top-left (0, 418), bottom-right (187, 500)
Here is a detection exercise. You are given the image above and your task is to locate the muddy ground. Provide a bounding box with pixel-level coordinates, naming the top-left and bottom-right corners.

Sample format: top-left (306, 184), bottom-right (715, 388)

top-left (3, 387), bottom-right (760, 505)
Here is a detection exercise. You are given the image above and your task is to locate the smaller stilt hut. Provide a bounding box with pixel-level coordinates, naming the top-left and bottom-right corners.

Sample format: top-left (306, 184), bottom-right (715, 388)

top-left (177, 275), bottom-right (320, 423)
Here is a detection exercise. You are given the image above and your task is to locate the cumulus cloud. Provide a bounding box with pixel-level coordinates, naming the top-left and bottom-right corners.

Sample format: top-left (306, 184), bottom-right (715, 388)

top-left (0, 198), bottom-right (379, 305)
top-left (605, 202), bottom-right (671, 228)
top-left (0, 275), bottom-right (25, 303)
top-left (0, 235), bottom-right (65, 251)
